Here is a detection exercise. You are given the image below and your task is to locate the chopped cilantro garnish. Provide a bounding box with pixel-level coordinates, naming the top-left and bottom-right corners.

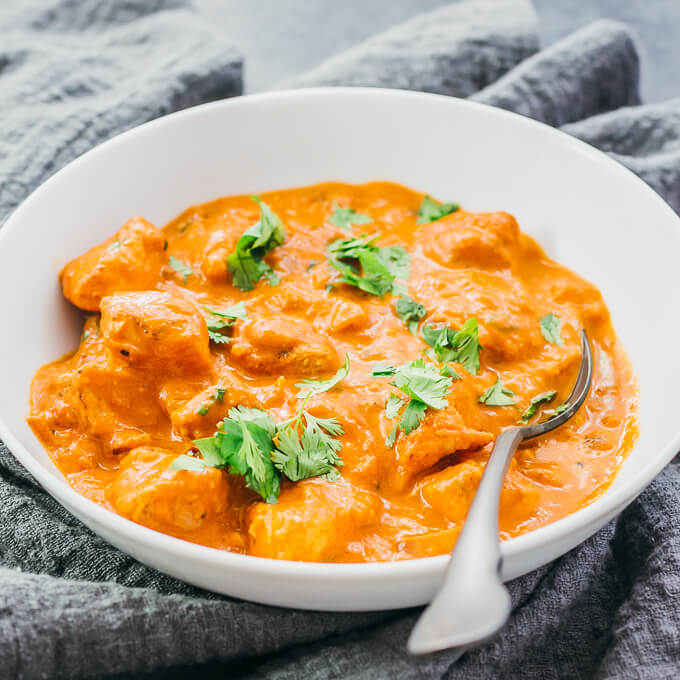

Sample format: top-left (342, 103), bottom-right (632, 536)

top-left (395, 295), bottom-right (426, 335)
top-left (543, 402), bottom-right (570, 420)
top-left (204, 302), bottom-right (247, 344)
top-left (479, 377), bottom-right (517, 407)
top-left (193, 406), bottom-right (280, 503)
top-left (328, 203), bottom-right (373, 231)
top-left (177, 399), bottom-right (345, 502)
top-left (168, 256), bottom-right (193, 284)
top-left (204, 301), bottom-right (247, 320)
top-left (326, 234), bottom-right (410, 297)
top-left (416, 195), bottom-right (459, 224)
top-left (215, 388), bottom-right (226, 403)
top-left (520, 390), bottom-right (557, 423)
top-left (273, 412), bottom-right (344, 482)
top-left (170, 454), bottom-right (207, 472)
top-left (384, 358), bottom-right (453, 446)
top-left (371, 362), bottom-right (397, 378)
top-left (197, 404), bottom-right (211, 416)
top-left (226, 197), bottom-right (286, 291)
top-left (295, 353), bottom-right (350, 399)
top-left (422, 318), bottom-right (482, 375)
top-left (108, 240), bottom-right (122, 250)
top-left (385, 393), bottom-right (405, 418)
top-left (440, 364), bottom-right (462, 379)
top-left (540, 313), bottom-right (563, 345)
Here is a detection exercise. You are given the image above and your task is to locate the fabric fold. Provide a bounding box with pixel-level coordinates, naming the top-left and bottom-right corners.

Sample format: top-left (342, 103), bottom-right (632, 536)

top-left (564, 99), bottom-right (680, 212)
top-left (472, 19), bottom-right (641, 125)
top-left (0, 0), bottom-right (242, 224)
top-left (278, 0), bottom-right (539, 97)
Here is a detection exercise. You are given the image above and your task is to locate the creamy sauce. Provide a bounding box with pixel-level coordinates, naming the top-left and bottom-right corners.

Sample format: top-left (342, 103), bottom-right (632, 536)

top-left (28, 182), bottom-right (638, 562)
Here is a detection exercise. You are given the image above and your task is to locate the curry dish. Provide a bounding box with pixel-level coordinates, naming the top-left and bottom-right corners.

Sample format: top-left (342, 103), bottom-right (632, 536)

top-left (28, 182), bottom-right (638, 562)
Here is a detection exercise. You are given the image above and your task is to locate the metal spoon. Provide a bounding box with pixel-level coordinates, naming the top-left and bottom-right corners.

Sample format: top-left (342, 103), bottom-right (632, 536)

top-left (408, 329), bottom-right (593, 656)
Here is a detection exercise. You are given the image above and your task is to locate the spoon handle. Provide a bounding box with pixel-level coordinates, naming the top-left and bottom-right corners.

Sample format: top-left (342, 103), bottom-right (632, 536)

top-left (408, 428), bottom-right (524, 655)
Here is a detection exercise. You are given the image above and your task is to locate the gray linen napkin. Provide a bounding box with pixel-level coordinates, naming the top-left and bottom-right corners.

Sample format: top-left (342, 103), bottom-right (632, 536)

top-left (1, 0), bottom-right (680, 677)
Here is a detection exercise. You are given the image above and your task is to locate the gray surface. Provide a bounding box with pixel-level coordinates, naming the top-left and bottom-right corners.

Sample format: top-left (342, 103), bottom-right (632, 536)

top-left (2, 0), bottom-right (680, 678)
top-left (197, 0), bottom-right (680, 102)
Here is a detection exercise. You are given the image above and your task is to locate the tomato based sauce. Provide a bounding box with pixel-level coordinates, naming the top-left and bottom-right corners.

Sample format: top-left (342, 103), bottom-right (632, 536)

top-left (28, 182), bottom-right (638, 562)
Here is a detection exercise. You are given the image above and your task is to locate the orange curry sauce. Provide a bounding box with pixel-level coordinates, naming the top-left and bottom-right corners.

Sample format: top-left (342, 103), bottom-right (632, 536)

top-left (28, 182), bottom-right (638, 562)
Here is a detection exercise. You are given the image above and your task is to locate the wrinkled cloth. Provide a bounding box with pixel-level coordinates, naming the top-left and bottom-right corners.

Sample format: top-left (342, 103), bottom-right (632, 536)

top-left (1, 0), bottom-right (680, 678)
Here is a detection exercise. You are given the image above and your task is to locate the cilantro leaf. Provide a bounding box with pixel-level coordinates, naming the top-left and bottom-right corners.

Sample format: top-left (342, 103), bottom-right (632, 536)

top-left (416, 195), bottom-right (459, 224)
top-left (384, 358), bottom-right (453, 446)
top-left (385, 393), bottom-right (405, 418)
top-left (543, 402), bottom-right (570, 420)
top-left (395, 295), bottom-right (426, 335)
top-left (203, 303), bottom-right (247, 344)
top-left (228, 405), bottom-right (276, 435)
top-left (379, 245), bottom-right (411, 282)
top-left (372, 362), bottom-right (397, 378)
top-left (540, 313), bottom-right (563, 345)
top-left (326, 235), bottom-right (410, 297)
top-left (520, 390), bottom-right (557, 423)
top-left (479, 377), bottom-right (517, 407)
top-left (192, 437), bottom-right (225, 467)
top-left (391, 358), bottom-right (452, 409)
top-left (204, 301), bottom-right (247, 320)
top-left (328, 203), bottom-right (373, 231)
top-left (168, 256), bottom-right (193, 283)
top-left (440, 364), bottom-right (462, 379)
top-left (226, 197), bottom-right (286, 291)
top-left (295, 352), bottom-right (350, 399)
top-left (188, 406), bottom-right (279, 503)
top-left (273, 412), bottom-right (344, 482)
top-left (217, 407), bottom-right (279, 502)
top-left (169, 454), bottom-right (207, 472)
top-left (422, 318), bottom-right (482, 374)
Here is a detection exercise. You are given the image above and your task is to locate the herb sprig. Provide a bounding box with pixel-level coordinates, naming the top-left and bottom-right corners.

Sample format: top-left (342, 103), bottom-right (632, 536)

top-left (328, 203), bottom-right (373, 231)
top-left (203, 301), bottom-right (247, 344)
top-left (326, 234), bottom-right (410, 297)
top-left (383, 358), bottom-right (453, 446)
top-left (540, 313), bottom-right (563, 345)
top-left (479, 377), bottom-right (517, 407)
top-left (416, 195), bottom-right (459, 224)
top-left (395, 296), bottom-right (426, 335)
top-left (520, 390), bottom-right (557, 423)
top-left (226, 197), bottom-right (286, 291)
top-left (171, 355), bottom-right (350, 502)
top-left (422, 318), bottom-right (482, 375)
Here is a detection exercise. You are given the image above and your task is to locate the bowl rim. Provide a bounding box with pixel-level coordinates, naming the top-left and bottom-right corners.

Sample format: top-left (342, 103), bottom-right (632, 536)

top-left (2, 86), bottom-right (679, 581)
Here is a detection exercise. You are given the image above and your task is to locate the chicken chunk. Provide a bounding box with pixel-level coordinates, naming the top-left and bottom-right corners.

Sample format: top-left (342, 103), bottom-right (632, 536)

top-left (109, 447), bottom-right (229, 532)
top-left (417, 269), bottom-right (544, 362)
top-left (100, 291), bottom-right (212, 374)
top-left (229, 314), bottom-right (341, 377)
top-left (60, 217), bottom-right (166, 311)
top-left (247, 478), bottom-right (379, 561)
top-left (69, 362), bottom-right (165, 452)
top-left (170, 378), bottom-right (261, 440)
top-left (419, 211), bottom-right (520, 271)
top-left (420, 460), bottom-right (484, 524)
top-left (387, 408), bottom-right (492, 491)
top-left (420, 458), bottom-right (540, 533)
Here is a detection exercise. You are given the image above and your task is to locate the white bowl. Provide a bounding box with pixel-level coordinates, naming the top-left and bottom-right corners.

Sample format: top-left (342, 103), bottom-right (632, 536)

top-left (1, 88), bottom-right (679, 611)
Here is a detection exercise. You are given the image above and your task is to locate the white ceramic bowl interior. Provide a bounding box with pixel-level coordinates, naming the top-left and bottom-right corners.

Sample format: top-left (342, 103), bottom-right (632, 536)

top-left (1, 89), bottom-right (679, 611)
